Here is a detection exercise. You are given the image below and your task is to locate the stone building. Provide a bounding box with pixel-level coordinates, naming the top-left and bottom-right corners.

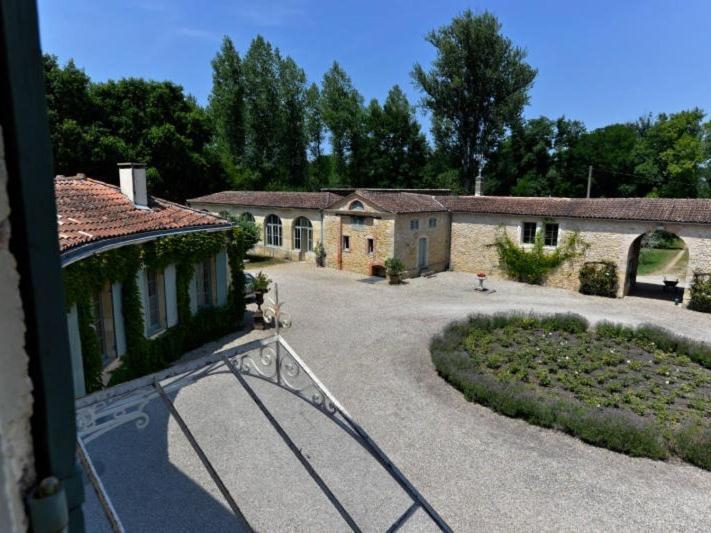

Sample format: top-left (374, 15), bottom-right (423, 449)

top-left (190, 189), bottom-right (452, 277)
top-left (190, 189), bottom-right (711, 302)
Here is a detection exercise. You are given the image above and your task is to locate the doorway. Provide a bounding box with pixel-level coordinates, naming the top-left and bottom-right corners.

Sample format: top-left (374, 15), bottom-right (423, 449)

top-left (417, 237), bottom-right (428, 269)
top-left (625, 230), bottom-right (688, 301)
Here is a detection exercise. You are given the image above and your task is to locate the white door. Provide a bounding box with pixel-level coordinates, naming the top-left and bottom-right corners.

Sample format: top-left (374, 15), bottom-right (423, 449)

top-left (417, 237), bottom-right (428, 269)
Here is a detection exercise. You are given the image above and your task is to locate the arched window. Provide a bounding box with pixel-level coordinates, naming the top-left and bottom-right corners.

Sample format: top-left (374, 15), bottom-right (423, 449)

top-left (349, 200), bottom-right (364, 211)
top-left (292, 217), bottom-right (313, 251)
top-left (265, 214), bottom-right (282, 247)
top-left (240, 212), bottom-right (255, 222)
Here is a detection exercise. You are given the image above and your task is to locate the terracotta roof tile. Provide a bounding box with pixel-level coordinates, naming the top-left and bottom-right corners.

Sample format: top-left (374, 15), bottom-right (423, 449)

top-left (347, 190), bottom-right (448, 213)
top-left (437, 196), bottom-right (711, 225)
top-left (55, 176), bottom-right (229, 253)
top-left (189, 190), bottom-right (342, 210)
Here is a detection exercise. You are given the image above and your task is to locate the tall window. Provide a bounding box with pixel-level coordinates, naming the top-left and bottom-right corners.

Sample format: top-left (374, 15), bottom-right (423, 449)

top-left (265, 214), bottom-right (282, 247)
top-left (349, 200), bottom-right (364, 211)
top-left (93, 282), bottom-right (116, 365)
top-left (292, 217), bottom-right (313, 251)
top-left (522, 222), bottom-right (537, 244)
top-left (544, 223), bottom-right (559, 247)
top-left (342, 235), bottom-right (350, 251)
top-left (367, 238), bottom-right (375, 255)
top-left (146, 269), bottom-right (166, 335)
top-left (196, 257), bottom-right (216, 309)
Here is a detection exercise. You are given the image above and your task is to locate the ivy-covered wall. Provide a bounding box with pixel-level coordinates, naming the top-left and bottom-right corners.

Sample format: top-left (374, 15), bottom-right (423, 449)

top-left (63, 229), bottom-right (248, 393)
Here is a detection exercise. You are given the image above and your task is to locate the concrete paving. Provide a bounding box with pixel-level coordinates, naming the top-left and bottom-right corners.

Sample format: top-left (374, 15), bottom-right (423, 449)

top-left (244, 263), bottom-right (711, 532)
top-left (84, 263), bottom-right (711, 531)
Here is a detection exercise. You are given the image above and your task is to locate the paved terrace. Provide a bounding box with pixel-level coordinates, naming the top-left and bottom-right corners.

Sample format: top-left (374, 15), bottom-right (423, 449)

top-left (85, 263), bottom-right (711, 531)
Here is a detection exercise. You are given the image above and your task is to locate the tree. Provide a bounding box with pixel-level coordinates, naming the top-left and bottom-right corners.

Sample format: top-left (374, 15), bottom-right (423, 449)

top-left (364, 86), bottom-right (429, 188)
top-left (304, 82), bottom-right (331, 189)
top-left (242, 36), bottom-right (283, 188)
top-left (633, 109), bottom-right (707, 197)
top-left (277, 56), bottom-right (308, 188)
top-left (320, 62), bottom-right (364, 184)
top-left (412, 10), bottom-right (537, 191)
top-left (208, 37), bottom-right (246, 173)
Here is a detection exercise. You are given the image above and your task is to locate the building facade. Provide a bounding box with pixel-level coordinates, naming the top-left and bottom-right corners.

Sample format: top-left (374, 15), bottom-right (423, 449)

top-left (57, 164), bottom-right (234, 397)
top-left (190, 189), bottom-right (711, 304)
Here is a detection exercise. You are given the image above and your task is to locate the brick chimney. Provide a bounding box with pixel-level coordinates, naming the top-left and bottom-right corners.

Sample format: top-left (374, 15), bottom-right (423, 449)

top-left (118, 162), bottom-right (148, 208)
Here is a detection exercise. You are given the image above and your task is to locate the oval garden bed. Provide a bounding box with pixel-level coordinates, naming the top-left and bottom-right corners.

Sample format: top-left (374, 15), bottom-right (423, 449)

top-left (431, 313), bottom-right (711, 470)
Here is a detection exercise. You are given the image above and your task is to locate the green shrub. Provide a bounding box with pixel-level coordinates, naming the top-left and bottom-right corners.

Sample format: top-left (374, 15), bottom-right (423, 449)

top-left (674, 424), bottom-right (711, 470)
top-left (579, 261), bottom-right (618, 298)
top-left (492, 228), bottom-right (587, 285)
top-left (688, 273), bottom-right (711, 313)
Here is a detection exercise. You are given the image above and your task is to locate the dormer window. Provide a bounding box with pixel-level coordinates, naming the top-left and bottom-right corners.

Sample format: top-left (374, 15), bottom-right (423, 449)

top-left (349, 200), bottom-right (364, 211)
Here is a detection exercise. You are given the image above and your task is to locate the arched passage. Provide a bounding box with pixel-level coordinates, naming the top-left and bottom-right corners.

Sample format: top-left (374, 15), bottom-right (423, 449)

top-left (625, 230), bottom-right (689, 301)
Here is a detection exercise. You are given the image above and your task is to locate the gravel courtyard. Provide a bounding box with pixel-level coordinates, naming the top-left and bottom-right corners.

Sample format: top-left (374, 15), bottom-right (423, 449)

top-left (241, 263), bottom-right (711, 532)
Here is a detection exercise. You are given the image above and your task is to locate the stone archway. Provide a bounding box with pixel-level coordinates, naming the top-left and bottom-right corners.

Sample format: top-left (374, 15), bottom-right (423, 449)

top-left (624, 230), bottom-right (689, 301)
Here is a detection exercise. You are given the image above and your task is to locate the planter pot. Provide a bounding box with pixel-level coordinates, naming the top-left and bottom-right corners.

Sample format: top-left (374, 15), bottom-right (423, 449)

top-left (316, 256), bottom-right (325, 267)
top-left (255, 292), bottom-right (265, 306)
top-left (388, 274), bottom-right (401, 285)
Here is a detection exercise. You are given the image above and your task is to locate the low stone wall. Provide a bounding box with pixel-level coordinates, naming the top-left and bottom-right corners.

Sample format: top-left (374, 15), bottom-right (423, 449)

top-left (450, 212), bottom-right (711, 302)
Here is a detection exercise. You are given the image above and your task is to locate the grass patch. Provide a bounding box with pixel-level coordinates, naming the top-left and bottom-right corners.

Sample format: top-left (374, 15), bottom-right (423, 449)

top-left (638, 248), bottom-right (687, 276)
top-left (245, 253), bottom-right (289, 269)
top-left (431, 312), bottom-right (711, 469)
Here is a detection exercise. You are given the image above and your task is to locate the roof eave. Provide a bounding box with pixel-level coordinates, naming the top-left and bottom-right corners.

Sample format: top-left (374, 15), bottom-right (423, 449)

top-left (60, 223), bottom-right (232, 267)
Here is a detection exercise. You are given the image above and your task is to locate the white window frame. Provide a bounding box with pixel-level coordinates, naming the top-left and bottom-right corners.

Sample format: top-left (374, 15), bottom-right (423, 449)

top-left (265, 214), bottom-right (283, 247)
top-left (521, 222), bottom-right (537, 244)
top-left (292, 217), bottom-right (313, 251)
top-left (544, 223), bottom-right (559, 247)
top-left (146, 268), bottom-right (167, 336)
top-left (349, 200), bottom-right (365, 211)
top-left (196, 256), bottom-right (216, 310)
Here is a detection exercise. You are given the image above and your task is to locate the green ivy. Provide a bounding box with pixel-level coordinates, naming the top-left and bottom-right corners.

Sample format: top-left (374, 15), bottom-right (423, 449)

top-left (493, 227), bottom-right (587, 285)
top-left (579, 261), bottom-right (619, 298)
top-left (63, 229), bottom-right (247, 392)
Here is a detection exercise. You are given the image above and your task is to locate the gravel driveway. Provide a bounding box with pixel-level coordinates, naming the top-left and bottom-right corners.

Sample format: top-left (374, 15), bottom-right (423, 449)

top-left (245, 263), bottom-right (711, 532)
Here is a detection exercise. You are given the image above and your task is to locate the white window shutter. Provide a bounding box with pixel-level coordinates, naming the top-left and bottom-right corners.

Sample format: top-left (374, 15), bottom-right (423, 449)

top-left (66, 304), bottom-right (85, 398)
top-left (164, 264), bottom-right (178, 327)
top-left (111, 282), bottom-right (127, 356)
top-left (136, 268), bottom-right (148, 336)
top-left (215, 250), bottom-right (228, 306)
top-left (188, 266), bottom-right (198, 316)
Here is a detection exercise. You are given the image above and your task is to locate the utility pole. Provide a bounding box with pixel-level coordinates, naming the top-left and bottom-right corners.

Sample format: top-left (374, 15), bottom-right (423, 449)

top-left (586, 165), bottom-right (593, 198)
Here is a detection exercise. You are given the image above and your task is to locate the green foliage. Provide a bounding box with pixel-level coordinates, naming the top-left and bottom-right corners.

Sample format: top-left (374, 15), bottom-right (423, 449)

top-left (579, 261), bottom-right (618, 298)
top-left (493, 228), bottom-right (586, 284)
top-left (43, 55), bottom-right (227, 203)
top-left (64, 231), bottom-right (246, 392)
top-left (252, 271), bottom-right (272, 293)
top-left (688, 273), bottom-right (711, 313)
top-left (431, 313), bottom-right (711, 468)
top-left (412, 10), bottom-right (537, 192)
top-left (384, 257), bottom-right (405, 276)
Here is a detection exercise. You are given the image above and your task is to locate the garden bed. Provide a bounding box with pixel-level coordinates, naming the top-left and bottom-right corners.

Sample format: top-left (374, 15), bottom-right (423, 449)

top-left (431, 312), bottom-right (711, 470)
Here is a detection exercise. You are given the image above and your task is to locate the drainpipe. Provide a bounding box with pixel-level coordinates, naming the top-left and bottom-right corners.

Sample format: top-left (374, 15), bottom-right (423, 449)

top-left (338, 216), bottom-right (343, 270)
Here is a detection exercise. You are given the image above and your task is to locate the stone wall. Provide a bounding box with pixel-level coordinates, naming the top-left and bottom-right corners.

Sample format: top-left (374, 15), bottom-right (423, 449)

top-left (0, 125), bottom-right (34, 531)
top-left (323, 213), bottom-right (396, 275)
top-left (394, 212), bottom-right (451, 275)
top-left (450, 212), bottom-right (711, 300)
top-left (190, 202), bottom-right (324, 263)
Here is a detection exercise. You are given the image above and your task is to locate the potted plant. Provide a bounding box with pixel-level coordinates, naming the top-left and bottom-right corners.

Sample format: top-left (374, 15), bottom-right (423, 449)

top-left (314, 241), bottom-right (326, 267)
top-left (476, 272), bottom-right (487, 291)
top-left (385, 257), bottom-right (405, 285)
top-left (252, 271), bottom-right (271, 329)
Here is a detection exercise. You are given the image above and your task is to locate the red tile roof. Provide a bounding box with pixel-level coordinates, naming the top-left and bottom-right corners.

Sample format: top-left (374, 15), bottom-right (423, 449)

top-left (189, 190), bottom-right (342, 210)
top-left (437, 196), bottom-right (711, 225)
top-left (337, 190), bottom-right (448, 213)
top-left (55, 175), bottom-right (229, 256)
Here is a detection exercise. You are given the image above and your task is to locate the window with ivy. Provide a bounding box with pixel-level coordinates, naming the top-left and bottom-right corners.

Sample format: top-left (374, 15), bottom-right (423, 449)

top-left (544, 223), bottom-right (559, 247)
top-left (146, 268), bottom-right (166, 334)
top-left (196, 257), bottom-right (216, 309)
top-left (522, 222), bottom-right (537, 244)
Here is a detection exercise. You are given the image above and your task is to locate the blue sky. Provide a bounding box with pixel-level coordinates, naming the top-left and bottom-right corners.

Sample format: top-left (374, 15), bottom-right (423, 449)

top-left (37, 0), bottom-right (711, 131)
